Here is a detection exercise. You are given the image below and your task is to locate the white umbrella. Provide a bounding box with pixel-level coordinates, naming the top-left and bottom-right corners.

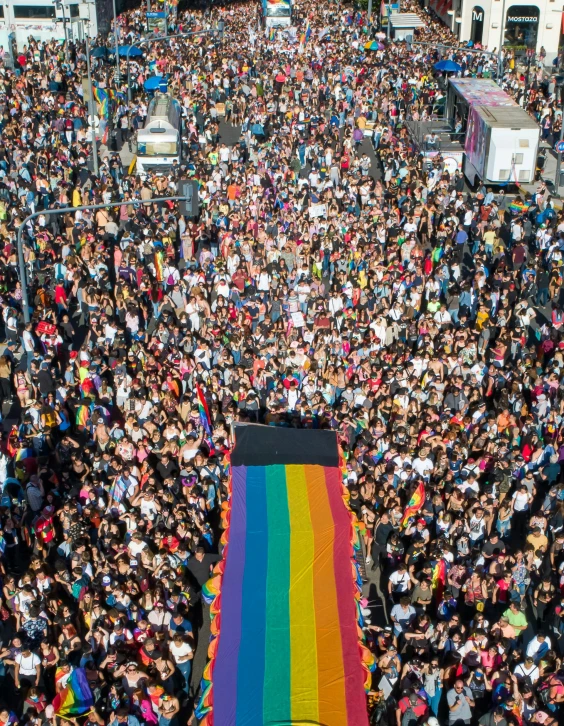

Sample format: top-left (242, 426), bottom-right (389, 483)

top-left (375, 32), bottom-right (386, 39)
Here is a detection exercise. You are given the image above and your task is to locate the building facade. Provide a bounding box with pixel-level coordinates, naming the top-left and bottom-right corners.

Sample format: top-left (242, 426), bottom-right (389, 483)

top-left (0, 0), bottom-right (99, 56)
top-left (427, 0), bottom-right (562, 64)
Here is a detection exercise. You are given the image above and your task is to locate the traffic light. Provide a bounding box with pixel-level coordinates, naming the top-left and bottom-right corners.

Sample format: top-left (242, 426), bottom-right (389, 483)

top-left (178, 179), bottom-right (199, 217)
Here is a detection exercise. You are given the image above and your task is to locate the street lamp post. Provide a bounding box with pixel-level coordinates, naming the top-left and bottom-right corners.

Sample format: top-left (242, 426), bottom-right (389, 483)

top-left (56, 0), bottom-right (68, 46)
top-left (85, 34), bottom-right (99, 177)
top-left (17, 195), bottom-right (190, 324)
top-left (112, 0), bottom-right (121, 84)
top-left (497, 0), bottom-right (507, 83)
top-left (555, 82), bottom-right (564, 194)
top-left (126, 24), bottom-right (225, 104)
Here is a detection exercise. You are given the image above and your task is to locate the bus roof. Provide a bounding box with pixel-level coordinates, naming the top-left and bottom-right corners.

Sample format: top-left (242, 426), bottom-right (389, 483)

top-left (448, 78), bottom-right (517, 108)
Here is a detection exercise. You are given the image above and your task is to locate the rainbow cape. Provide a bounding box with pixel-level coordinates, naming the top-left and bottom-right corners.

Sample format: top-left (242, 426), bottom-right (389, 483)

top-left (196, 426), bottom-right (370, 726)
top-left (92, 84), bottom-right (109, 119)
top-left (401, 481), bottom-right (426, 527)
top-left (432, 558), bottom-right (448, 603)
top-left (75, 404), bottom-right (90, 428)
top-left (52, 667), bottom-right (93, 717)
top-left (154, 250), bottom-right (164, 283)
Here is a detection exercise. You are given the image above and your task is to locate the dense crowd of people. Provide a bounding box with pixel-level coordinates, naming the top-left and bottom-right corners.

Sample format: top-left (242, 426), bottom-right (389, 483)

top-left (0, 0), bottom-right (560, 724)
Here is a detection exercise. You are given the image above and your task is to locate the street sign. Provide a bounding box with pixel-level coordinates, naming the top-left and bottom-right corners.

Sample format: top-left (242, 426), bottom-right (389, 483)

top-left (556, 140), bottom-right (564, 153)
top-left (146, 11), bottom-right (165, 18)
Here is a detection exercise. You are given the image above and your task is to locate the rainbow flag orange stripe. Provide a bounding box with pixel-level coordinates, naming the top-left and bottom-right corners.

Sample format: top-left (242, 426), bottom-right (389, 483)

top-left (198, 427), bottom-right (369, 726)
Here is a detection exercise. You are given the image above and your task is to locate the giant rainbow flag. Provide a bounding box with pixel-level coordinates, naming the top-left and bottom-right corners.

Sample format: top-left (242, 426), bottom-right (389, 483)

top-left (197, 426), bottom-right (371, 726)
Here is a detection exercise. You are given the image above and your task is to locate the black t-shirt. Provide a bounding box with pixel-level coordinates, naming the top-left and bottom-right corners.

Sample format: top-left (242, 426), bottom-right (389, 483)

top-left (374, 521), bottom-right (394, 546)
top-left (187, 553), bottom-right (222, 588)
top-left (406, 544), bottom-right (426, 566)
top-left (37, 369), bottom-right (55, 394)
top-left (482, 538), bottom-right (506, 558)
top-left (348, 495), bottom-right (362, 518)
top-left (157, 458), bottom-right (179, 482)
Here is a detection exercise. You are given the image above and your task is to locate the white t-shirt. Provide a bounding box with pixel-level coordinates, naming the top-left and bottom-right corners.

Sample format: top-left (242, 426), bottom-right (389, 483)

top-left (169, 640), bottom-right (193, 663)
top-left (469, 516), bottom-right (487, 541)
top-left (512, 491), bottom-right (530, 511)
top-left (514, 663), bottom-right (539, 684)
top-left (148, 609), bottom-right (172, 632)
top-left (412, 456), bottom-right (433, 478)
top-left (16, 652), bottom-right (40, 676)
top-left (389, 570), bottom-right (411, 592)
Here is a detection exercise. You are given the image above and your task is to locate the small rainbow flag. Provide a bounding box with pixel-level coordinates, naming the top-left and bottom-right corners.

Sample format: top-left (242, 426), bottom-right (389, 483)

top-left (154, 250), bottom-right (164, 283)
top-left (401, 481), bottom-right (426, 528)
top-left (269, 27), bottom-right (276, 41)
top-left (509, 200), bottom-right (529, 214)
top-left (196, 383), bottom-right (215, 455)
top-left (53, 668), bottom-right (94, 717)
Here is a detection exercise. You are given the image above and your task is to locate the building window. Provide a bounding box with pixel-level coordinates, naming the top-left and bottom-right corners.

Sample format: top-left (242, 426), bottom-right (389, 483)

top-left (0, 7), bottom-right (4, 17)
top-left (504, 5), bottom-right (539, 48)
top-left (471, 5), bottom-right (484, 43)
top-left (13, 5), bottom-right (56, 18)
top-left (69, 3), bottom-right (79, 17)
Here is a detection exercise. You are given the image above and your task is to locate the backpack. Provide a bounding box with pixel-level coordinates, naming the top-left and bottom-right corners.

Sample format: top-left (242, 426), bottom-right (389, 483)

top-left (401, 706), bottom-right (419, 726)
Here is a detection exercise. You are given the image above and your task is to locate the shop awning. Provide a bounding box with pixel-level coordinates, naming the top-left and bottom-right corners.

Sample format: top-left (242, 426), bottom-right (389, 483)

top-left (389, 13), bottom-right (425, 28)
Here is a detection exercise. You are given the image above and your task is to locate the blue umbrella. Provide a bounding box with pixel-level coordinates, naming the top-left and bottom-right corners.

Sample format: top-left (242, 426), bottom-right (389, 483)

top-left (90, 46), bottom-right (109, 58)
top-left (144, 75), bottom-right (165, 91)
top-left (118, 45), bottom-right (143, 57)
top-left (434, 59), bottom-right (461, 72)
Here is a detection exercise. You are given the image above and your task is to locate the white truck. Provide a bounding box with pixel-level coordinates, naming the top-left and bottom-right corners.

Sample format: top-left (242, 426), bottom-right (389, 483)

top-left (464, 104), bottom-right (540, 186)
top-left (262, 0), bottom-right (292, 29)
top-left (448, 78), bottom-right (540, 186)
top-left (136, 93), bottom-right (182, 175)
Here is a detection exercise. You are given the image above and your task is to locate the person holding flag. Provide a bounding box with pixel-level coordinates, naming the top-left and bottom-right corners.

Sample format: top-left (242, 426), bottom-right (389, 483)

top-left (400, 481), bottom-right (426, 528)
top-left (195, 382), bottom-right (216, 455)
